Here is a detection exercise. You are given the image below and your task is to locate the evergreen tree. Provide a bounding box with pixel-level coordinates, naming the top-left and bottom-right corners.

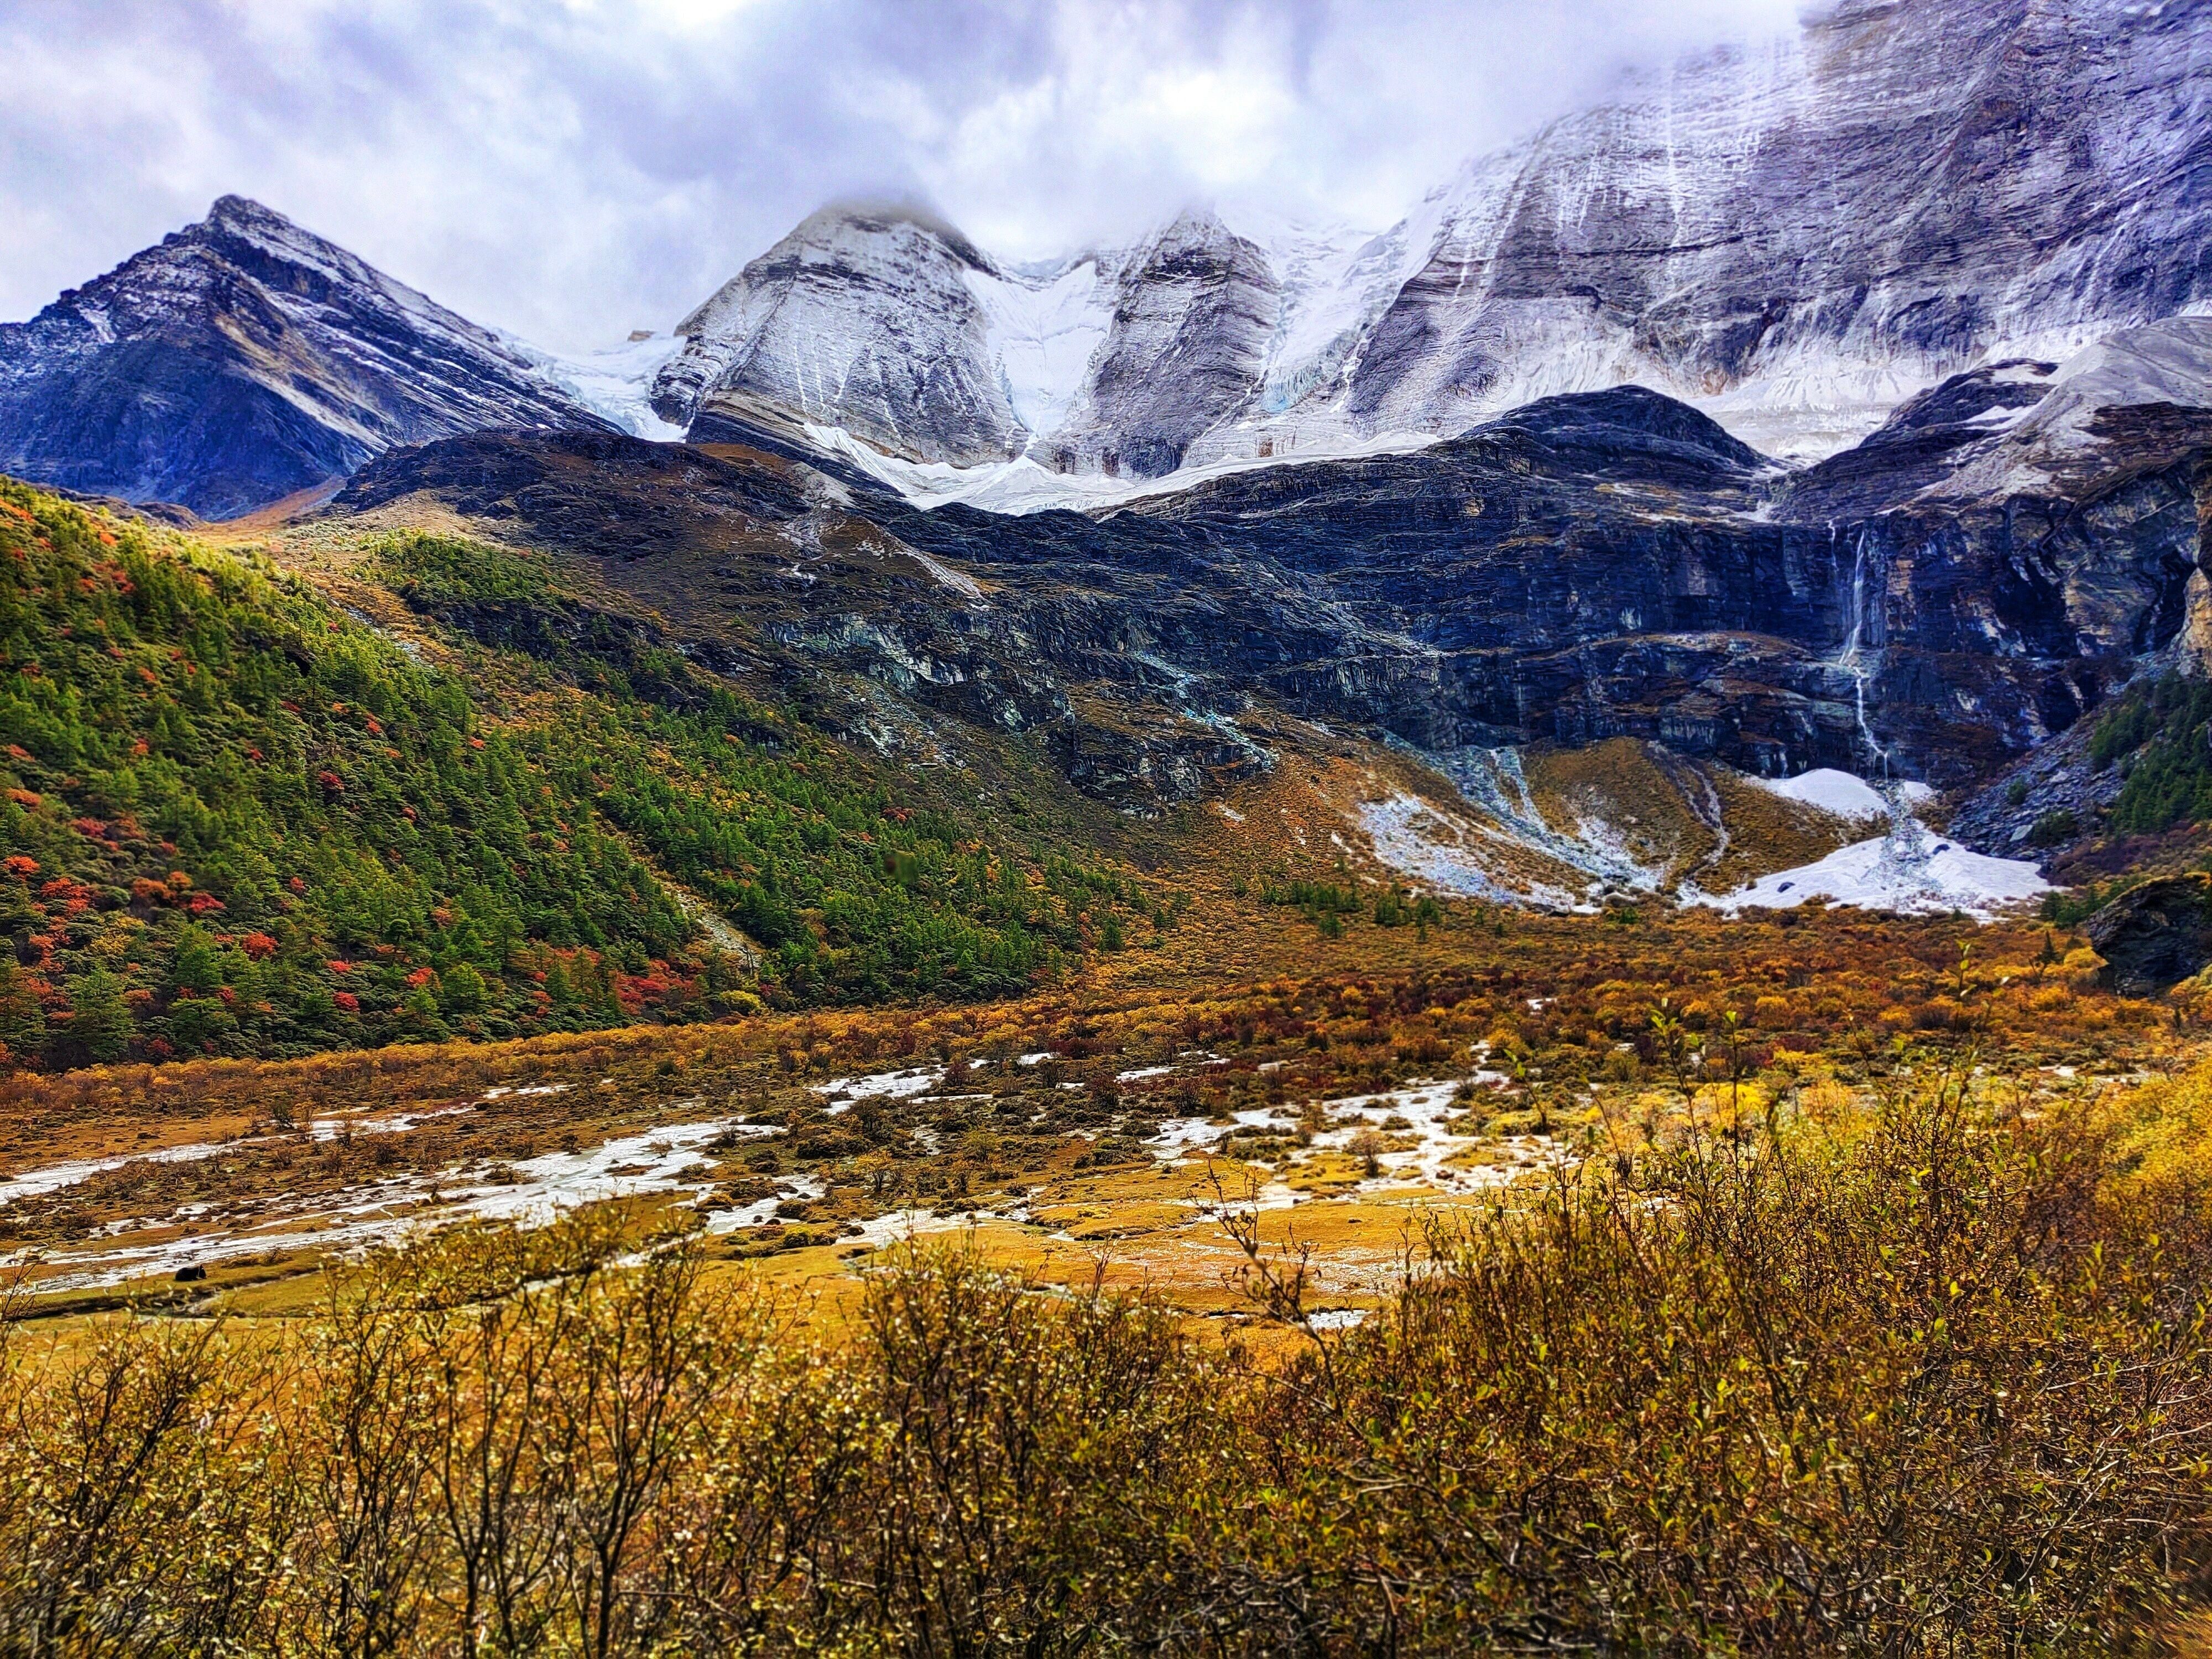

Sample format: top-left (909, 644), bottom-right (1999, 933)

top-left (67, 969), bottom-right (133, 1065)
top-left (0, 958), bottom-right (44, 1066)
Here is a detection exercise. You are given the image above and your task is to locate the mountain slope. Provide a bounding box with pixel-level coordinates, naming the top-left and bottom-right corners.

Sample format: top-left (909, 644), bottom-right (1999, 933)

top-left (0, 197), bottom-right (615, 519)
top-left (341, 319), bottom-right (2212, 806)
top-left (662, 204), bottom-right (1029, 467)
top-left (0, 477), bottom-right (1167, 1068)
top-left (657, 0), bottom-right (2210, 502)
top-left (1338, 0), bottom-right (2212, 461)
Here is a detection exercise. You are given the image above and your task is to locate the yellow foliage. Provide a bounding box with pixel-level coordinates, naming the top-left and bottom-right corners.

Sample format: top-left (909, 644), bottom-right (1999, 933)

top-left (2063, 946), bottom-right (2107, 992)
top-left (2108, 1056), bottom-right (2212, 1188)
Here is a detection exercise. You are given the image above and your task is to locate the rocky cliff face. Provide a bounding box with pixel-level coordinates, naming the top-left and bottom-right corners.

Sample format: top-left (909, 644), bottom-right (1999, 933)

top-left (1041, 211), bottom-right (1281, 479)
top-left (0, 196), bottom-right (614, 518)
top-left (656, 0), bottom-right (2211, 502)
top-left (339, 315), bottom-right (2212, 810)
top-left (1338, 0), bottom-right (2212, 462)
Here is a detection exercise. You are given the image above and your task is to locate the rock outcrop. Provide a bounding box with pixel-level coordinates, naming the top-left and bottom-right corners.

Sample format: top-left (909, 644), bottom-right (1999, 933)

top-left (2086, 874), bottom-right (2212, 991)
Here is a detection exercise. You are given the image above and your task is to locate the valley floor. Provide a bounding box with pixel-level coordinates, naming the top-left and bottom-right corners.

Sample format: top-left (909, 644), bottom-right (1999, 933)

top-left (0, 900), bottom-right (2173, 1327)
top-left (8, 907), bottom-right (2212, 1652)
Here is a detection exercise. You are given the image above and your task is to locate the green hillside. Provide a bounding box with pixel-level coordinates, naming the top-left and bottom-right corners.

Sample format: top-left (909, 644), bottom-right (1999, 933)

top-left (0, 483), bottom-right (1148, 1069)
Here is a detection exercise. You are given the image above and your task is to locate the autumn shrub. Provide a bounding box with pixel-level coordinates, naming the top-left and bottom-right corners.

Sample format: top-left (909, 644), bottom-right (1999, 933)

top-left (3, 1074), bottom-right (2210, 1653)
top-left (1207, 1073), bottom-right (2212, 1652)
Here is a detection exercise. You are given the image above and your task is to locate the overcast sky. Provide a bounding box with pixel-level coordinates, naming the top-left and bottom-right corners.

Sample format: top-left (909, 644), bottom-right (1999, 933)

top-left (2, 0), bottom-right (1806, 354)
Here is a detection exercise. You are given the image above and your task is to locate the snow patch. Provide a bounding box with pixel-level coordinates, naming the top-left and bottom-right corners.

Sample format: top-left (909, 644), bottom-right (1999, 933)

top-left (1747, 768), bottom-right (1933, 821)
top-left (1305, 1308), bottom-right (1370, 1331)
top-left (962, 258), bottom-right (1114, 441)
top-left (797, 419), bottom-right (1440, 515)
top-left (10, 1114), bottom-right (790, 1293)
top-left (506, 331), bottom-right (688, 441)
top-left (1698, 830), bottom-right (2049, 919)
top-left (1358, 792), bottom-right (1526, 904)
top-left (811, 1066), bottom-right (945, 1107)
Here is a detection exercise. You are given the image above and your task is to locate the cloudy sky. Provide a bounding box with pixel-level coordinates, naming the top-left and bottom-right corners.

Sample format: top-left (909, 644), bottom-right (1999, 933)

top-left (2, 0), bottom-right (1806, 354)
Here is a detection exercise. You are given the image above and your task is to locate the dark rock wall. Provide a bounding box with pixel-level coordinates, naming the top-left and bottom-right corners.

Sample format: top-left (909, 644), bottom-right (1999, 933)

top-left (338, 364), bottom-right (2212, 805)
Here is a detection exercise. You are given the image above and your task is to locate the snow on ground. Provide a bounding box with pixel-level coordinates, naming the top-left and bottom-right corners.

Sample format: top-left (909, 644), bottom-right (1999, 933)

top-left (1357, 792), bottom-right (1530, 903)
top-left (1147, 1108), bottom-right (1299, 1160)
top-left (0, 1086), bottom-right (590, 1209)
top-left (1698, 830), bottom-right (2049, 918)
top-left (844, 1207), bottom-right (977, 1249)
top-left (1304, 1078), bottom-right (1571, 1196)
top-left (703, 1173), bottom-right (826, 1234)
top-left (8, 1052), bottom-right (1580, 1295)
top-left (1, 1152), bottom-right (144, 1207)
top-left (7, 1113), bottom-right (795, 1293)
top-left (450, 1118), bottom-right (781, 1227)
top-left (1746, 768), bottom-right (1934, 820)
top-left (2, 1097), bottom-right (559, 1210)
top-left (813, 1066), bottom-right (945, 1113)
top-left (799, 420), bottom-right (1439, 515)
top-left (305, 1104), bottom-right (475, 1142)
top-left (897, 545), bottom-right (985, 600)
top-left (1145, 1070), bottom-right (1571, 1204)
top-left (1305, 1308), bottom-right (1371, 1331)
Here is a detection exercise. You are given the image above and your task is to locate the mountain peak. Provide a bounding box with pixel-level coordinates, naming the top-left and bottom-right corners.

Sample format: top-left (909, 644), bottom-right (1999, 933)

top-left (0, 199), bottom-right (614, 518)
top-left (645, 0), bottom-right (2211, 499)
top-left (204, 193), bottom-right (290, 233)
top-left (800, 199), bottom-right (992, 270)
top-left (187, 193), bottom-right (370, 288)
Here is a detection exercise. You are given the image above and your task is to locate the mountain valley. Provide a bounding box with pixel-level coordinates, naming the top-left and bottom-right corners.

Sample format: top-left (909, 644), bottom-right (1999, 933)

top-left (11, 2), bottom-right (2212, 1643)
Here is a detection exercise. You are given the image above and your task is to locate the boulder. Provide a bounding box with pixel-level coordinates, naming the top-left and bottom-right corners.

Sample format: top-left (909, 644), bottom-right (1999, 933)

top-left (2085, 874), bottom-right (2212, 992)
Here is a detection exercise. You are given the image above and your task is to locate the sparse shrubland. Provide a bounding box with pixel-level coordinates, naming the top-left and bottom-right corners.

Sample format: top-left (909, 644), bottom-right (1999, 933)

top-left (6, 1065), bottom-right (2211, 1653)
top-left (9, 476), bottom-right (2212, 1651)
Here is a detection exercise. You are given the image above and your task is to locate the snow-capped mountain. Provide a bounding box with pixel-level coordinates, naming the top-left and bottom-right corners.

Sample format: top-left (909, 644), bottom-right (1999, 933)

top-left (0, 196), bottom-right (619, 518)
top-left (659, 204), bottom-right (1031, 467)
top-left (6, 0), bottom-right (2202, 523)
top-left (1341, 0), bottom-right (2212, 461)
top-left (657, 0), bottom-right (2212, 507)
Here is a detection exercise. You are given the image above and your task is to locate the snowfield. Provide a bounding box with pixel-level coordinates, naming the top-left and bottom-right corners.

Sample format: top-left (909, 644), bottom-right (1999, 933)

top-left (504, 331), bottom-right (688, 441)
top-left (1698, 832), bottom-right (2049, 918)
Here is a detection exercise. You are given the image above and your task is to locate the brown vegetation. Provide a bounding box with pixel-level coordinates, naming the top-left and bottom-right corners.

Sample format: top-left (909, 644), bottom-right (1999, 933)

top-left (5, 1062), bottom-right (2212, 1653)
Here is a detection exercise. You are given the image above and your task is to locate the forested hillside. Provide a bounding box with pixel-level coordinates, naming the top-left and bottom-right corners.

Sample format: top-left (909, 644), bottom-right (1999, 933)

top-left (0, 484), bottom-right (1152, 1068)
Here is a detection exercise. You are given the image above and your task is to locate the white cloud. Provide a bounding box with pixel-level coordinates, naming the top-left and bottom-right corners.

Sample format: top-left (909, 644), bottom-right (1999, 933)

top-left (0, 0), bottom-right (1805, 353)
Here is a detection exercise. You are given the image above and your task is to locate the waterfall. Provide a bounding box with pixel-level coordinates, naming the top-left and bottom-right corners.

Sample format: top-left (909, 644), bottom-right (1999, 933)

top-left (1837, 528), bottom-right (1887, 778)
top-left (1833, 526), bottom-right (1928, 880)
